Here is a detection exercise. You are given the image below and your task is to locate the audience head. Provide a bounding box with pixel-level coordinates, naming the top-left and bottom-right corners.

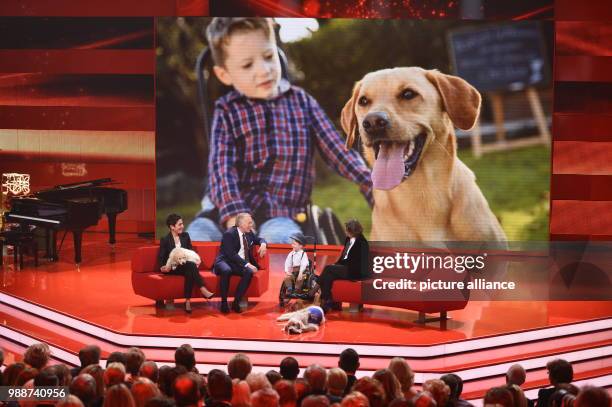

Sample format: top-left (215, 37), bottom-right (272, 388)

top-left (144, 397), bottom-right (177, 407)
top-left (388, 358), bottom-right (414, 395)
top-left (208, 369), bottom-right (233, 402)
top-left (78, 345), bottom-right (101, 368)
top-left (352, 377), bottom-right (385, 407)
top-left (483, 386), bottom-right (514, 407)
top-left (232, 379), bottom-right (252, 407)
top-left (104, 383), bottom-right (136, 407)
top-left (126, 347), bottom-right (146, 376)
top-left (24, 342), bottom-right (51, 369)
top-left (440, 373), bottom-right (463, 401)
top-left (247, 372), bottom-right (273, 392)
top-left (302, 394), bottom-right (330, 407)
top-left (161, 365), bottom-right (188, 397)
top-left (505, 364), bottom-right (527, 386)
top-left (373, 368), bottom-right (402, 402)
top-left (575, 385), bottom-right (611, 407)
top-left (81, 364), bottom-right (105, 400)
top-left (327, 368), bottom-right (348, 397)
top-left (52, 363), bottom-right (73, 386)
top-left (422, 379), bottom-right (450, 407)
top-left (341, 391), bottom-right (370, 407)
top-left (411, 391), bottom-right (436, 407)
top-left (267, 369), bottom-right (283, 386)
top-left (339, 348), bottom-right (360, 374)
top-left (34, 366), bottom-right (60, 387)
top-left (294, 378), bottom-right (311, 401)
top-left (280, 356), bottom-right (300, 381)
top-left (228, 353), bottom-right (253, 380)
top-left (3, 362), bottom-right (26, 386)
top-left (505, 384), bottom-right (528, 407)
top-left (57, 395), bottom-right (86, 407)
top-left (546, 359), bottom-right (573, 386)
top-left (305, 364), bottom-right (327, 393)
top-left (173, 372), bottom-right (201, 407)
top-left (105, 362), bottom-right (127, 387)
top-left (107, 351), bottom-right (127, 368)
top-left (275, 380), bottom-right (297, 407)
top-left (140, 361), bottom-right (160, 383)
top-left (132, 377), bottom-right (161, 407)
top-left (175, 344), bottom-right (196, 372)
top-left (71, 373), bottom-right (98, 407)
top-left (16, 367), bottom-right (39, 386)
top-left (252, 387), bottom-right (281, 407)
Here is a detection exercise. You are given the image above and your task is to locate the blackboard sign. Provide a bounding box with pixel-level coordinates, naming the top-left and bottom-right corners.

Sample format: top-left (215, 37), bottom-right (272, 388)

top-left (448, 22), bottom-right (549, 92)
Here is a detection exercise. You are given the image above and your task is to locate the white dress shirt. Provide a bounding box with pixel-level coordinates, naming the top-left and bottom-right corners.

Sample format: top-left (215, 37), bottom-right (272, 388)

top-left (344, 237), bottom-right (356, 260)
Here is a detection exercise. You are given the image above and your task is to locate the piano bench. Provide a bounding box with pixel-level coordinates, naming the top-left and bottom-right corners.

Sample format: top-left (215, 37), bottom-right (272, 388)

top-left (0, 230), bottom-right (39, 269)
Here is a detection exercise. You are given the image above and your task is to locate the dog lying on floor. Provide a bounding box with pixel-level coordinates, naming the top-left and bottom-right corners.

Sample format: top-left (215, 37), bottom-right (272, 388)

top-left (165, 247), bottom-right (201, 270)
top-left (341, 67), bottom-right (507, 242)
top-left (277, 305), bottom-right (325, 334)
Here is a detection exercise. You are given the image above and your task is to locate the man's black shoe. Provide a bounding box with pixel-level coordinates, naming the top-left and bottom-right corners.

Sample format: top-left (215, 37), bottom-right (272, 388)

top-left (220, 301), bottom-right (230, 314)
top-left (232, 300), bottom-right (242, 313)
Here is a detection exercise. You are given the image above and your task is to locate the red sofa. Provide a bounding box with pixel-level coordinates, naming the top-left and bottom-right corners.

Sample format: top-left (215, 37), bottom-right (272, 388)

top-left (131, 242), bottom-right (269, 306)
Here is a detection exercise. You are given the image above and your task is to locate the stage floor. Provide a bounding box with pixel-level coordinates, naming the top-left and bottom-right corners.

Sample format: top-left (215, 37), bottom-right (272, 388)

top-left (1, 232), bottom-right (610, 345)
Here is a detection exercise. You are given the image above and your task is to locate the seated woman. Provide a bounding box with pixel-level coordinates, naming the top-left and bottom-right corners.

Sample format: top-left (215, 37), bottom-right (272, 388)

top-left (319, 219), bottom-right (369, 313)
top-left (158, 213), bottom-right (214, 313)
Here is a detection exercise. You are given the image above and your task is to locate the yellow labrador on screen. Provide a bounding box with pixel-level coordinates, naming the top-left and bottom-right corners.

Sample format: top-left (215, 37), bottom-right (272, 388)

top-left (342, 67), bottom-right (506, 242)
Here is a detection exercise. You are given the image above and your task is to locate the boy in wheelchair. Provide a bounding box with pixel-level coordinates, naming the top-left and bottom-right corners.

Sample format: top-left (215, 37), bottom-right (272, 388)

top-left (279, 232), bottom-right (319, 307)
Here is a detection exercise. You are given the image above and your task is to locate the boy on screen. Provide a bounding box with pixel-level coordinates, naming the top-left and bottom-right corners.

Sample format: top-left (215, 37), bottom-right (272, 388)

top-left (187, 17), bottom-right (373, 243)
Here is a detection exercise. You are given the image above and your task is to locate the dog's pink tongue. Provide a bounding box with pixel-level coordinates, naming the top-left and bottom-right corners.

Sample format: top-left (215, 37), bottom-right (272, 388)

top-left (372, 143), bottom-right (405, 190)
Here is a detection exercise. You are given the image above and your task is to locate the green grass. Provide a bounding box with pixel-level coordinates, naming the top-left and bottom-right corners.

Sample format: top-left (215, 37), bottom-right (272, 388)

top-left (158, 145), bottom-right (550, 241)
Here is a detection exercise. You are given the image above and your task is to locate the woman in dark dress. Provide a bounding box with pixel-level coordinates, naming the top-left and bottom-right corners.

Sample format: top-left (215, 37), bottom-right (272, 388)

top-left (158, 213), bottom-right (214, 313)
top-left (319, 219), bottom-right (370, 313)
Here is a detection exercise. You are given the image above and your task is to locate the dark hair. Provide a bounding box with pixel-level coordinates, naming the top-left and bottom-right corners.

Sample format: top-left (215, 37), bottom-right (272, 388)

top-left (205, 18), bottom-right (276, 66)
top-left (24, 343), bottom-right (50, 369)
top-left (440, 373), bottom-right (463, 400)
top-left (34, 367), bottom-right (59, 387)
top-left (140, 361), bottom-right (160, 383)
top-left (174, 344), bottom-right (196, 371)
top-left (3, 362), bottom-right (26, 386)
top-left (106, 351), bottom-right (127, 368)
top-left (266, 369), bottom-right (282, 386)
top-left (345, 219), bottom-right (363, 236)
top-left (207, 369), bottom-right (233, 401)
top-left (352, 377), bottom-right (385, 407)
top-left (280, 357), bottom-right (300, 381)
top-left (227, 353), bottom-right (252, 380)
top-left (125, 347), bottom-right (145, 376)
top-left (575, 385), bottom-right (611, 407)
top-left (339, 348), bottom-right (360, 373)
top-left (547, 359), bottom-right (573, 385)
top-left (173, 373), bottom-right (201, 407)
top-left (70, 373), bottom-right (98, 405)
top-left (166, 213), bottom-right (182, 228)
top-left (483, 386), bottom-right (514, 407)
top-left (79, 345), bottom-right (101, 368)
top-left (145, 396), bottom-right (177, 407)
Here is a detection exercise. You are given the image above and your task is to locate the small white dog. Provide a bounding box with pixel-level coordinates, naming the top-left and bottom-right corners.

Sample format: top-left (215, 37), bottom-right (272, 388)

top-left (277, 305), bottom-right (325, 334)
top-left (165, 247), bottom-right (201, 270)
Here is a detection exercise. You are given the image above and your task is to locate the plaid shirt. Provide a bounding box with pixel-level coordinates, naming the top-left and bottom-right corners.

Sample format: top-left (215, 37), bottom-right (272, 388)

top-left (208, 80), bottom-right (373, 224)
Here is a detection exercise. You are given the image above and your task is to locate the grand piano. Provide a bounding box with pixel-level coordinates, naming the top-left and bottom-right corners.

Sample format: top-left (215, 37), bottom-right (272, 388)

top-left (5, 178), bottom-right (128, 264)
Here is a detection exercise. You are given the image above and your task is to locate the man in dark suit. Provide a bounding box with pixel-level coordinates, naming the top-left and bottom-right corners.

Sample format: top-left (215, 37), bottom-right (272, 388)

top-left (319, 219), bottom-right (369, 313)
top-left (537, 359), bottom-right (574, 407)
top-left (213, 213), bottom-right (267, 314)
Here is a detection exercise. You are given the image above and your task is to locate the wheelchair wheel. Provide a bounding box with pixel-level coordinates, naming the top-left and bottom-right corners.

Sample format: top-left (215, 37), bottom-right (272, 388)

top-left (279, 280), bottom-right (289, 306)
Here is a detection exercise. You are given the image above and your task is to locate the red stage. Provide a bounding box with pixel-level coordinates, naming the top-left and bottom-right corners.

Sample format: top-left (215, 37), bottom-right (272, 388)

top-left (1, 233), bottom-right (610, 404)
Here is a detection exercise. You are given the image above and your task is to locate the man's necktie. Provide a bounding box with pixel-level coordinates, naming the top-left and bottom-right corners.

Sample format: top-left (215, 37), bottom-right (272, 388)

top-left (242, 234), bottom-right (250, 263)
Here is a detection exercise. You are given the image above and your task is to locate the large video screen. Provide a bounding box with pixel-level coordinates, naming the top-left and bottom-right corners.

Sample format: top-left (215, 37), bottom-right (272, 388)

top-left (156, 18), bottom-right (553, 244)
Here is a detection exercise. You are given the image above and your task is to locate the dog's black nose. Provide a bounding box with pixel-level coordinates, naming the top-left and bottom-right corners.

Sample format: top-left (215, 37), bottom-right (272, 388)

top-left (362, 112), bottom-right (390, 135)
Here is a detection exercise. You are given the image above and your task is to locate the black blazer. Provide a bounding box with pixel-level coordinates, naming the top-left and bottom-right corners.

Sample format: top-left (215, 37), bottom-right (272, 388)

top-left (157, 232), bottom-right (194, 270)
top-left (214, 226), bottom-right (266, 271)
top-left (337, 234), bottom-right (369, 280)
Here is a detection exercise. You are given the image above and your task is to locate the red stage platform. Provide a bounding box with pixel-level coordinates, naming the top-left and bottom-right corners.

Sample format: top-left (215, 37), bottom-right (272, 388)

top-left (1, 233), bottom-right (611, 403)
